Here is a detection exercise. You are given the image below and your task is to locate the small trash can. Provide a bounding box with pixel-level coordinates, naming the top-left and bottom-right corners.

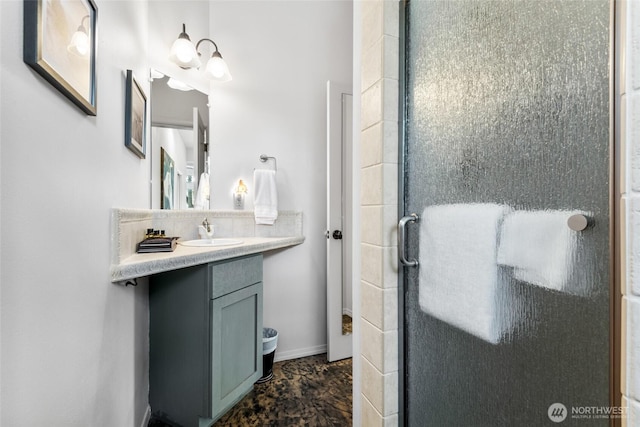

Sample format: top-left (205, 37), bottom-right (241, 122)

top-left (256, 327), bottom-right (278, 383)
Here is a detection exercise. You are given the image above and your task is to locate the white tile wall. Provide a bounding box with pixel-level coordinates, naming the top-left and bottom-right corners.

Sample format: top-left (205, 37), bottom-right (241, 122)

top-left (361, 317), bottom-right (398, 374)
top-left (628, 297), bottom-right (640, 402)
top-left (361, 121), bottom-right (399, 169)
top-left (629, 94), bottom-right (640, 193)
top-left (622, 0), bottom-right (640, 424)
top-left (362, 38), bottom-right (383, 92)
top-left (629, 396), bottom-right (640, 426)
top-left (362, 81), bottom-right (383, 130)
top-left (359, 0), bottom-right (400, 425)
top-left (361, 356), bottom-right (399, 417)
top-left (361, 205), bottom-right (398, 247)
top-left (362, 397), bottom-right (385, 427)
top-left (362, 0), bottom-right (383, 47)
top-left (362, 123), bottom-right (385, 168)
top-left (628, 198), bottom-right (640, 297)
top-left (629, 0), bottom-right (640, 91)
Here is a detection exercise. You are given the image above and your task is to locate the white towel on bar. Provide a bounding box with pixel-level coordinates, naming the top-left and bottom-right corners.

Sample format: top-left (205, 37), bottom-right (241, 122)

top-left (253, 169), bottom-right (278, 225)
top-left (497, 209), bottom-right (588, 295)
top-left (419, 203), bottom-right (514, 344)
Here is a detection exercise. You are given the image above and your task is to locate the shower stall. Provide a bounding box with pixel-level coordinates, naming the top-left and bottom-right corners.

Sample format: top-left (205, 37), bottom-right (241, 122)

top-left (398, 0), bottom-right (616, 425)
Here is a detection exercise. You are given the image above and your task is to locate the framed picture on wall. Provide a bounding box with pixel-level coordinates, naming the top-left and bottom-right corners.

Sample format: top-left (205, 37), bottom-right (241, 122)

top-left (161, 148), bottom-right (175, 210)
top-left (124, 70), bottom-right (147, 159)
top-left (23, 0), bottom-right (98, 115)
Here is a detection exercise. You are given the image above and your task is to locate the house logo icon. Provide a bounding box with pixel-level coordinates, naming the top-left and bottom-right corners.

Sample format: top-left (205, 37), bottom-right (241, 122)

top-left (548, 403), bottom-right (568, 423)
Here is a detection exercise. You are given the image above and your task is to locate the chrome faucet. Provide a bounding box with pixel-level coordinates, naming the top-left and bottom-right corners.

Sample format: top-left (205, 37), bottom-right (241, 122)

top-left (199, 218), bottom-right (214, 239)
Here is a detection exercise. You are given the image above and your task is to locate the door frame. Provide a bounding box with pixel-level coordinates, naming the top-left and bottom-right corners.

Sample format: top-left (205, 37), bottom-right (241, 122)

top-left (397, 2), bottom-right (408, 423)
top-left (396, 0), bottom-right (620, 425)
top-left (610, 0), bottom-right (621, 424)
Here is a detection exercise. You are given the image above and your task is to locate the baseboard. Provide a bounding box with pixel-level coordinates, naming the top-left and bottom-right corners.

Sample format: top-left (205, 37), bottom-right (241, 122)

top-left (140, 405), bottom-right (151, 427)
top-left (274, 344), bottom-right (327, 362)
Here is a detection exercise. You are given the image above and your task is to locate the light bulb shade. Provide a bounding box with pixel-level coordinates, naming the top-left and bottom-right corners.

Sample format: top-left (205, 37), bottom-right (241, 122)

top-left (169, 37), bottom-right (200, 68)
top-left (205, 52), bottom-right (232, 82)
top-left (169, 33), bottom-right (200, 69)
top-left (67, 28), bottom-right (90, 56)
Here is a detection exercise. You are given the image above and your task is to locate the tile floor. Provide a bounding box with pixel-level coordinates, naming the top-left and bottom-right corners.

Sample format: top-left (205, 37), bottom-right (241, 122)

top-left (342, 315), bottom-right (353, 335)
top-left (149, 354), bottom-right (352, 427)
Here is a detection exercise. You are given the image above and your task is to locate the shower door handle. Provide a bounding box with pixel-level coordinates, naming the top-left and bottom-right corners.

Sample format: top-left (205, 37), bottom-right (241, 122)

top-left (398, 214), bottom-right (419, 267)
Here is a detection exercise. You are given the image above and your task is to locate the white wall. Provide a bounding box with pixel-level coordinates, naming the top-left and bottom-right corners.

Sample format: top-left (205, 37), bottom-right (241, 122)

top-left (1, 1), bottom-right (151, 425)
top-left (208, 0), bottom-right (353, 359)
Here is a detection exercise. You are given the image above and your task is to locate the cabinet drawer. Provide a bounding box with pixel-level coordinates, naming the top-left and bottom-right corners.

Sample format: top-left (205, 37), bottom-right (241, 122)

top-left (209, 254), bottom-right (263, 299)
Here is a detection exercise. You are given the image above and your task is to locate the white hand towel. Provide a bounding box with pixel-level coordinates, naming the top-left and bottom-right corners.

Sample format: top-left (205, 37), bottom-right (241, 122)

top-left (194, 172), bottom-right (210, 210)
top-left (253, 169), bottom-right (278, 225)
top-left (497, 209), bottom-right (588, 295)
top-left (419, 203), bottom-right (514, 344)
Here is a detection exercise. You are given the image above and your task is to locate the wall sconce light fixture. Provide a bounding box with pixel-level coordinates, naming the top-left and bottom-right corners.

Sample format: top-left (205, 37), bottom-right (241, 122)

top-left (67, 15), bottom-right (90, 56)
top-left (233, 179), bottom-right (248, 210)
top-left (169, 23), bottom-right (232, 82)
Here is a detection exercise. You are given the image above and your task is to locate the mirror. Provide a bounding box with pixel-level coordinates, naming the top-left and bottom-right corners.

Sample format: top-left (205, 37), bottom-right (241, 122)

top-left (150, 74), bottom-right (209, 210)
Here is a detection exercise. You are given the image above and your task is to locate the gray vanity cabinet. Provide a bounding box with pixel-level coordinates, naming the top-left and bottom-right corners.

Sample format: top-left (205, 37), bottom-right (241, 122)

top-left (149, 254), bottom-right (263, 427)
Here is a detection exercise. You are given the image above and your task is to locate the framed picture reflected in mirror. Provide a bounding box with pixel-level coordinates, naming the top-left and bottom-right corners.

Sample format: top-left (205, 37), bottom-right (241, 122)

top-left (160, 147), bottom-right (175, 210)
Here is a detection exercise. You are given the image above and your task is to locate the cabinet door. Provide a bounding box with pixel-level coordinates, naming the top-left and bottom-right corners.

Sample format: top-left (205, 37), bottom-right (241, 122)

top-left (210, 282), bottom-right (263, 420)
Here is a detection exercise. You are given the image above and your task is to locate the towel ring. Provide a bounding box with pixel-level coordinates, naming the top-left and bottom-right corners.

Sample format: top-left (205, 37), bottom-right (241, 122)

top-left (259, 154), bottom-right (277, 171)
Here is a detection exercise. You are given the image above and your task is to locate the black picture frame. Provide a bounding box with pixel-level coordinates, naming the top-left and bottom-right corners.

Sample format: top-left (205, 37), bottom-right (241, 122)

top-left (124, 70), bottom-right (147, 159)
top-left (23, 0), bottom-right (98, 115)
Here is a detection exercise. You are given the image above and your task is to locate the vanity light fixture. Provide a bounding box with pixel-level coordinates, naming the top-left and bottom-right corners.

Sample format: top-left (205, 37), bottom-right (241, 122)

top-left (169, 24), bottom-right (232, 82)
top-left (67, 15), bottom-right (90, 56)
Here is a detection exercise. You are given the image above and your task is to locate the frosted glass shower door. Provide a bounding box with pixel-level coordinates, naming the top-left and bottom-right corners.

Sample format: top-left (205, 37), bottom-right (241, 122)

top-left (401, 0), bottom-right (612, 426)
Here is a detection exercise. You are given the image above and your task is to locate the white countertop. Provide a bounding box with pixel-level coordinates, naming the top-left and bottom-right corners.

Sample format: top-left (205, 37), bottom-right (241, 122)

top-left (110, 236), bottom-right (305, 283)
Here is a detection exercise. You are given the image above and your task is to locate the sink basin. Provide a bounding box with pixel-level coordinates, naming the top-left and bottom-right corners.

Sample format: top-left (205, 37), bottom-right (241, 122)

top-left (179, 238), bottom-right (244, 247)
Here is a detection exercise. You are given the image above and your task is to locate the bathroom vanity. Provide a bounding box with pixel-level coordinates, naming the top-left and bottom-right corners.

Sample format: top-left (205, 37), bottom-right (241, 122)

top-left (149, 254), bottom-right (263, 426)
top-left (110, 209), bottom-right (304, 426)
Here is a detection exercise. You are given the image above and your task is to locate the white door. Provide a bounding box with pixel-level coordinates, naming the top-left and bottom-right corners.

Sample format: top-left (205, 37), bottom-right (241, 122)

top-left (326, 81), bottom-right (352, 362)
